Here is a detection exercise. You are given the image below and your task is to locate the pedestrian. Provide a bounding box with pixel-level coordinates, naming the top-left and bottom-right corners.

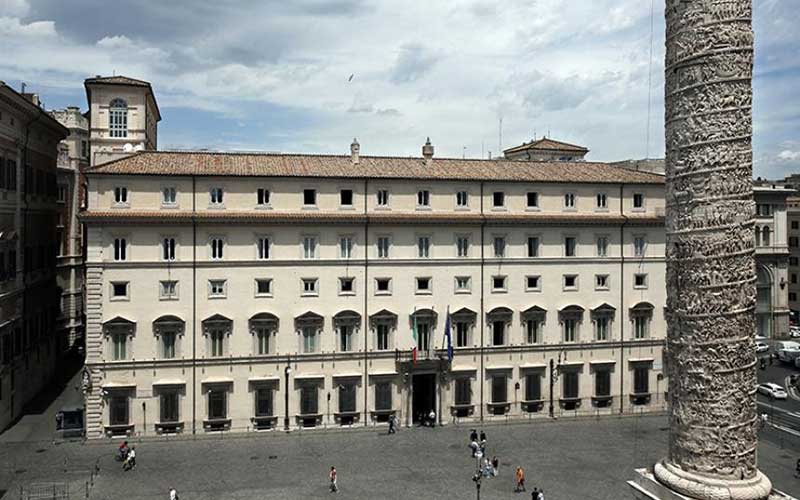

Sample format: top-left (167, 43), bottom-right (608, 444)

top-left (169, 488), bottom-right (178, 500)
top-left (118, 440), bottom-right (129, 461)
top-left (491, 456), bottom-right (499, 476)
top-left (538, 488), bottom-right (545, 500)
top-left (388, 414), bottom-right (396, 434)
top-left (470, 429), bottom-right (478, 442)
top-left (483, 458), bottom-right (492, 477)
top-left (469, 440), bottom-right (479, 457)
top-left (480, 430), bottom-right (487, 443)
top-left (515, 466), bottom-right (525, 492)
top-left (329, 466), bottom-right (338, 493)
top-left (428, 409), bottom-right (436, 427)
top-left (531, 487), bottom-right (539, 499)
top-left (123, 446), bottom-right (136, 471)
top-left (480, 438), bottom-right (487, 456)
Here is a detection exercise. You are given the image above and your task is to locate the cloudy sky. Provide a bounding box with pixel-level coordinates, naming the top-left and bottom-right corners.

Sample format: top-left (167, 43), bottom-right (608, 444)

top-left (1, 0), bottom-right (797, 178)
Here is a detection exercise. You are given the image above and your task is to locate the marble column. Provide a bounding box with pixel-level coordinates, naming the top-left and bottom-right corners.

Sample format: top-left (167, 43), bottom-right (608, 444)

top-left (653, 1), bottom-right (772, 498)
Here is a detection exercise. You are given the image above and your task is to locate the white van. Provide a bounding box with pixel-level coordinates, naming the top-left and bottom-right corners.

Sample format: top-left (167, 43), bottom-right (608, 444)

top-left (776, 341), bottom-right (800, 363)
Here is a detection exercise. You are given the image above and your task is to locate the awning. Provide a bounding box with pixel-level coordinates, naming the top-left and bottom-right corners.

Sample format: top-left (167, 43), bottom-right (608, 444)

top-left (628, 357), bottom-right (655, 364)
top-left (368, 371), bottom-right (398, 377)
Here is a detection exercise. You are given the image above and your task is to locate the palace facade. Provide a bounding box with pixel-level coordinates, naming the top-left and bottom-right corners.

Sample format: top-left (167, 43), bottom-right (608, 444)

top-left (81, 136), bottom-right (668, 437)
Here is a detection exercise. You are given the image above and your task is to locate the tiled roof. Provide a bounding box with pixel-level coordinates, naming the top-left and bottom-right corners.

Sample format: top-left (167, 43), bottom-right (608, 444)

top-left (503, 137), bottom-right (589, 154)
top-left (85, 151), bottom-right (663, 185)
top-left (79, 210), bottom-right (664, 226)
top-left (84, 75), bottom-right (152, 87)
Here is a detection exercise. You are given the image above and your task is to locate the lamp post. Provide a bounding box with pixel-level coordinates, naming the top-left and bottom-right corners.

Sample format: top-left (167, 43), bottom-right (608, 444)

top-left (549, 350), bottom-right (565, 418)
top-left (472, 449), bottom-right (483, 500)
top-left (284, 361), bottom-right (291, 432)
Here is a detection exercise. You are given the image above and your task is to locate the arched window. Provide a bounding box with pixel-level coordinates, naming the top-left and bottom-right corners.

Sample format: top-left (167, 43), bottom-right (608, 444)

top-left (755, 226), bottom-right (761, 246)
top-left (762, 226), bottom-right (771, 247)
top-left (109, 98), bottom-right (128, 138)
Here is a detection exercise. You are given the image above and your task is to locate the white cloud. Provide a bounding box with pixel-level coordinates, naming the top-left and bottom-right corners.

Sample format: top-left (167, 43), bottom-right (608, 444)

top-left (778, 150), bottom-right (800, 161)
top-left (0, 0), bottom-right (29, 17)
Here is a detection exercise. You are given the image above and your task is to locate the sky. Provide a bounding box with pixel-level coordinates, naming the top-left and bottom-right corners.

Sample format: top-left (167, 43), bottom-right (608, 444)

top-left (0, 0), bottom-right (797, 179)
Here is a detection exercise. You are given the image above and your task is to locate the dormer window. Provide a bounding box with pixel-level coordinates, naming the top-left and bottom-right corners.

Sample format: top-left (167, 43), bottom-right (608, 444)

top-left (109, 98), bottom-right (128, 138)
top-left (257, 188), bottom-right (270, 206)
top-left (564, 193), bottom-right (576, 209)
top-left (210, 187), bottom-right (224, 205)
top-left (114, 187), bottom-right (128, 205)
top-left (162, 187), bottom-right (176, 205)
top-left (417, 190), bottom-right (430, 208)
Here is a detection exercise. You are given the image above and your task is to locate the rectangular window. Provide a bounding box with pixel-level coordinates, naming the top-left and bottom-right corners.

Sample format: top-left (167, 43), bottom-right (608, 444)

top-left (375, 382), bottom-right (392, 410)
top-left (339, 325), bottom-right (353, 352)
top-left (526, 320), bottom-right (540, 344)
top-left (255, 278), bottom-right (272, 297)
top-left (257, 237), bottom-right (270, 260)
top-left (162, 187), bottom-right (176, 205)
top-left (303, 189), bottom-right (316, 206)
top-left (416, 277), bottom-right (432, 293)
top-left (303, 236), bottom-right (317, 259)
top-left (634, 236), bottom-right (646, 257)
top-left (210, 187), bottom-right (224, 205)
top-left (81, 140), bottom-right (88, 158)
top-left (209, 280), bottom-right (227, 298)
top-left (110, 396), bottom-right (129, 425)
top-left (455, 379), bottom-right (471, 405)
top-left (339, 384), bottom-right (356, 412)
top-left (300, 385), bottom-right (318, 414)
top-left (208, 389), bottom-right (227, 419)
top-left (417, 190), bottom-right (430, 207)
top-left (339, 236), bottom-right (353, 259)
top-left (634, 273), bottom-right (648, 289)
top-left (376, 189), bottom-right (389, 207)
top-left (160, 392), bottom-right (179, 422)
top-left (564, 236), bottom-right (577, 257)
top-left (564, 192), bottom-right (576, 209)
top-left (596, 236), bottom-right (608, 257)
top-left (492, 191), bottom-right (505, 208)
top-left (563, 372), bottom-right (579, 399)
top-left (160, 280), bottom-right (178, 300)
top-left (302, 278), bottom-right (318, 296)
top-left (57, 184), bottom-right (67, 203)
top-left (340, 189), bottom-right (354, 206)
top-left (525, 374), bottom-right (541, 401)
top-left (455, 276), bottom-right (471, 293)
top-left (111, 281), bottom-right (129, 299)
top-left (255, 327), bottom-right (271, 355)
top-left (209, 238), bottom-right (224, 260)
top-left (791, 237), bottom-right (799, 248)
top-left (595, 274), bottom-right (609, 290)
top-left (456, 191), bottom-right (469, 208)
top-left (417, 236), bottom-right (431, 258)
top-left (563, 274), bottom-right (578, 290)
top-left (210, 330), bottom-right (225, 357)
top-left (162, 237), bottom-right (176, 261)
top-left (596, 193), bottom-right (607, 209)
top-left (633, 316), bottom-right (649, 339)
top-left (339, 277), bottom-right (355, 294)
top-left (525, 275), bottom-right (541, 292)
top-left (455, 321), bottom-right (469, 347)
top-left (114, 187), bottom-right (128, 204)
top-left (595, 371), bottom-right (611, 397)
top-left (563, 319), bottom-right (578, 342)
top-left (255, 387), bottom-right (273, 417)
top-left (633, 193), bottom-right (644, 209)
top-left (492, 276), bottom-right (507, 292)
top-left (491, 376), bottom-right (507, 403)
top-left (791, 257), bottom-right (799, 266)
top-left (302, 326), bottom-right (317, 353)
top-left (527, 192), bottom-right (539, 208)
top-left (376, 324), bottom-right (390, 351)
top-left (113, 238), bottom-right (127, 261)
top-left (792, 220), bottom-right (799, 230)
top-left (257, 188), bottom-right (270, 206)
top-left (375, 278), bottom-right (391, 295)
top-left (527, 236), bottom-right (539, 257)
top-left (790, 292), bottom-right (797, 302)
top-left (492, 320), bottom-right (505, 346)
top-left (634, 367), bottom-right (649, 394)
top-left (162, 332), bottom-right (176, 359)
top-left (595, 317), bottom-right (609, 341)
top-left (493, 236), bottom-right (506, 258)
top-left (112, 332), bottom-right (127, 360)
top-left (377, 236), bottom-right (390, 258)
top-left (456, 236), bottom-right (469, 257)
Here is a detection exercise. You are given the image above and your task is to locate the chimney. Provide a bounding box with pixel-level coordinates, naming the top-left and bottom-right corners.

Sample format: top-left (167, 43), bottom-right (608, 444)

top-left (350, 138), bottom-right (360, 164)
top-left (422, 137), bottom-right (434, 163)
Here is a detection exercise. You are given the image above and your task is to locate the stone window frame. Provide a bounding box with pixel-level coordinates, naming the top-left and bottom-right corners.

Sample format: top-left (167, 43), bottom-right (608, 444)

top-left (103, 316), bottom-right (136, 362)
top-left (254, 278), bottom-right (273, 298)
top-left (109, 281), bottom-right (130, 302)
top-left (369, 309), bottom-right (398, 351)
top-left (249, 313), bottom-right (279, 356)
top-left (152, 315), bottom-right (185, 359)
top-left (454, 276), bottom-right (472, 294)
top-left (559, 305), bottom-right (584, 343)
top-left (202, 314), bottom-right (233, 358)
top-left (590, 303), bottom-right (616, 342)
top-left (521, 305), bottom-right (547, 345)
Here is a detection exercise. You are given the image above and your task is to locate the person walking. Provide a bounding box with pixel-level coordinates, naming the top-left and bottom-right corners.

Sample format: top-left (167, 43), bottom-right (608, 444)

top-left (491, 456), bottom-right (499, 477)
top-left (470, 429), bottom-right (478, 442)
top-left (123, 446), bottom-right (136, 471)
top-left (428, 409), bottom-right (436, 427)
top-left (480, 430), bottom-right (487, 443)
top-left (169, 488), bottom-right (178, 500)
top-left (531, 487), bottom-right (539, 499)
top-left (388, 414), bottom-right (396, 434)
top-left (329, 466), bottom-right (338, 493)
top-left (537, 488), bottom-right (545, 500)
top-left (515, 466), bottom-right (525, 492)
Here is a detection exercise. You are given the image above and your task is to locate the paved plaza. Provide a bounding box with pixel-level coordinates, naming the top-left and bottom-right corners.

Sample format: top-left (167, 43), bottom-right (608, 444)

top-left (1, 414), bottom-right (798, 500)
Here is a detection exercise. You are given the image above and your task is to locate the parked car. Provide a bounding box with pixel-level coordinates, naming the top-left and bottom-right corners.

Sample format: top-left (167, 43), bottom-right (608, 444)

top-left (755, 341), bottom-right (769, 353)
top-left (757, 383), bottom-right (788, 400)
top-left (790, 329), bottom-right (800, 339)
top-left (776, 341), bottom-right (800, 362)
top-left (755, 335), bottom-right (768, 342)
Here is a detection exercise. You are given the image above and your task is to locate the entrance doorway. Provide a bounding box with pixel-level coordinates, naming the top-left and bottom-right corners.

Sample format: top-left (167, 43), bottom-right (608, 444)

top-left (412, 373), bottom-right (436, 423)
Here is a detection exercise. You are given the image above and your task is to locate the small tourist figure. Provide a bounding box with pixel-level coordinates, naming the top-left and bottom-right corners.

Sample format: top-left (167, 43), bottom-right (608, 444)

top-left (515, 466), bottom-right (525, 492)
top-left (483, 458), bottom-right (492, 477)
top-left (118, 440), bottom-right (129, 461)
top-left (470, 429), bottom-right (478, 442)
top-left (531, 487), bottom-right (539, 499)
top-left (388, 414), bottom-right (396, 434)
top-left (480, 430), bottom-right (487, 443)
top-left (469, 439), bottom-right (479, 457)
top-left (491, 456), bottom-right (499, 476)
top-left (537, 488), bottom-right (545, 500)
top-left (428, 409), bottom-right (436, 427)
top-left (169, 488), bottom-right (178, 500)
top-left (329, 466), bottom-right (338, 493)
top-left (123, 446), bottom-right (136, 471)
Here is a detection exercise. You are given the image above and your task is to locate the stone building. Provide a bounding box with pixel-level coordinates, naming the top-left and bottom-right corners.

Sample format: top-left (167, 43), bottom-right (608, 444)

top-left (80, 133), bottom-right (668, 437)
top-left (50, 106), bottom-right (89, 350)
top-left (502, 136), bottom-right (589, 162)
top-left (0, 81), bottom-right (68, 431)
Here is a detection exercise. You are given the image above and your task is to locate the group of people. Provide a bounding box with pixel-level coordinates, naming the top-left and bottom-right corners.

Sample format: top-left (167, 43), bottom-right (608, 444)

top-left (468, 429), bottom-right (545, 498)
top-left (116, 441), bottom-right (136, 471)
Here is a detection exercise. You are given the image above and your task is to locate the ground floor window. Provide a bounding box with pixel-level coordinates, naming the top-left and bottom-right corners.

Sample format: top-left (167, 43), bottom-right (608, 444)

top-left (208, 389), bottom-right (227, 420)
top-left (491, 376), bottom-right (507, 403)
top-left (595, 371), bottom-right (611, 397)
top-left (301, 385), bottom-right (318, 415)
top-left (339, 384), bottom-right (357, 413)
top-left (454, 378), bottom-right (471, 405)
top-left (562, 372), bottom-right (579, 399)
top-left (634, 367), bottom-right (649, 394)
top-left (375, 382), bottom-right (392, 410)
top-left (255, 387), bottom-right (273, 417)
top-left (160, 392), bottom-right (179, 422)
top-left (109, 395), bottom-right (128, 425)
top-left (525, 373), bottom-right (541, 401)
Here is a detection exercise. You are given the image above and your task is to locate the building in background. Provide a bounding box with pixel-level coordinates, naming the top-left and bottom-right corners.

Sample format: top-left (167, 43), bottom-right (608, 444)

top-left (608, 159), bottom-right (666, 176)
top-left (50, 106), bottom-right (89, 351)
top-left (0, 81), bottom-right (68, 431)
top-left (780, 174), bottom-right (800, 323)
top-left (502, 137), bottom-right (589, 162)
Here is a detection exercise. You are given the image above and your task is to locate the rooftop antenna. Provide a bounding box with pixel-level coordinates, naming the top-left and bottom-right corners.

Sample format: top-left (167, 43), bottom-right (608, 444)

top-left (20, 82), bottom-right (26, 94)
top-left (462, 146), bottom-right (467, 159)
top-left (547, 126), bottom-right (551, 138)
top-left (481, 141), bottom-right (485, 159)
top-left (534, 127), bottom-right (537, 140)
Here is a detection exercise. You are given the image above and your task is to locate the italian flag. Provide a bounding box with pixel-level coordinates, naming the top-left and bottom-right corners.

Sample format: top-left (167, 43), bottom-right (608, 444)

top-left (411, 308), bottom-right (418, 364)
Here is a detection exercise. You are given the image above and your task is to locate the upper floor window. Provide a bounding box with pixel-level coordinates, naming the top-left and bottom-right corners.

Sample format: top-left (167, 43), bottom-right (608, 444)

top-left (377, 236), bottom-right (391, 258)
top-left (493, 236), bottom-right (506, 258)
top-left (376, 189), bottom-right (389, 207)
top-left (303, 189), bottom-right (317, 206)
top-left (162, 187), bottom-right (176, 205)
top-left (210, 238), bottom-right (224, 260)
top-left (303, 236), bottom-right (318, 259)
top-left (492, 191), bottom-right (505, 208)
top-left (81, 140), bottom-right (88, 158)
top-left (564, 236), bottom-right (577, 257)
top-left (634, 236), bottom-right (646, 257)
top-left (527, 192), bottom-right (539, 209)
top-left (257, 237), bottom-right (270, 260)
top-left (564, 192), bottom-right (576, 209)
top-left (417, 190), bottom-right (430, 208)
top-left (113, 238), bottom-right (127, 261)
top-left (340, 189), bottom-right (354, 207)
top-left (756, 204), bottom-right (772, 217)
top-left (456, 191), bottom-right (469, 208)
top-left (527, 236), bottom-right (539, 257)
top-left (596, 193), bottom-right (607, 209)
top-left (57, 184), bottom-right (67, 203)
top-left (210, 187), bottom-right (224, 205)
top-left (418, 236), bottom-right (431, 258)
top-left (162, 237), bottom-right (176, 261)
top-left (633, 193), bottom-right (644, 209)
top-left (339, 236), bottom-right (354, 259)
top-left (257, 188), bottom-right (271, 206)
top-left (596, 236), bottom-right (608, 257)
top-left (114, 187), bottom-right (128, 204)
top-left (109, 98), bottom-right (128, 138)
top-left (456, 236), bottom-right (470, 258)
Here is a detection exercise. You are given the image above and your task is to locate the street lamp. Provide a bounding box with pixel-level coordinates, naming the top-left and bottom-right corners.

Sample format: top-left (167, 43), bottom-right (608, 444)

top-left (284, 363), bottom-right (292, 432)
top-left (472, 450), bottom-right (483, 500)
